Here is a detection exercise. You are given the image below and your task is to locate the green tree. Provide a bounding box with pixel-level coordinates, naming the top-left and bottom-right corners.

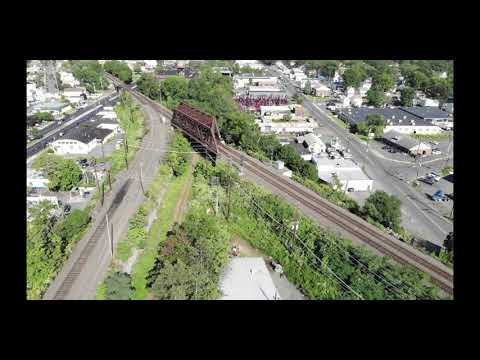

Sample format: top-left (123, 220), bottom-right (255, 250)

top-left (70, 60), bottom-right (108, 93)
top-left (35, 112), bottom-right (55, 122)
top-left (104, 272), bottom-right (134, 300)
top-left (372, 71), bottom-right (396, 92)
top-left (366, 88), bottom-right (386, 107)
top-left (104, 60), bottom-right (133, 84)
top-left (161, 76), bottom-right (189, 109)
top-left (136, 73), bottom-right (161, 101)
top-left (303, 80), bottom-right (312, 95)
top-left (400, 86), bottom-right (416, 106)
top-left (363, 191), bottom-right (402, 232)
top-left (166, 132), bottom-right (192, 176)
top-left (343, 65), bottom-right (368, 89)
top-left (47, 159), bottom-right (83, 191)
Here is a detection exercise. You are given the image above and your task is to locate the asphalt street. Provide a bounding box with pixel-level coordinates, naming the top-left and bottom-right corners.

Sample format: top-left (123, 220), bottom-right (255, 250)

top-left (43, 91), bottom-right (172, 300)
top-left (27, 91), bottom-right (119, 159)
top-left (269, 67), bottom-right (452, 246)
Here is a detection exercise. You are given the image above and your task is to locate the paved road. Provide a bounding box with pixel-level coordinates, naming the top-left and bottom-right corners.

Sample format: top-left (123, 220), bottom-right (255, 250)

top-left (27, 92), bottom-right (119, 159)
top-left (269, 67), bottom-right (452, 246)
top-left (43, 90), bottom-right (172, 300)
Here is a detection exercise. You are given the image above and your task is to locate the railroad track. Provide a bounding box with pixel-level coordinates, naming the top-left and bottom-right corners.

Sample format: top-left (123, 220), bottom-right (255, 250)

top-left (51, 179), bottom-right (132, 299)
top-left (218, 144), bottom-right (454, 295)
top-left (108, 73), bottom-right (453, 295)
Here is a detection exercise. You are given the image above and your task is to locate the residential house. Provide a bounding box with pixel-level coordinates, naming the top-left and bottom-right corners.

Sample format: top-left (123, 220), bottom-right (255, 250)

top-left (59, 71), bottom-right (80, 87)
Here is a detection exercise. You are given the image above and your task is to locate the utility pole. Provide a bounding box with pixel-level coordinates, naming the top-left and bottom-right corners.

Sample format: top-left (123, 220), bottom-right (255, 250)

top-left (123, 136), bottom-right (129, 170)
top-left (107, 169), bottom-right (112, 191)
top-left (93, 162), bottom-right (100, 194)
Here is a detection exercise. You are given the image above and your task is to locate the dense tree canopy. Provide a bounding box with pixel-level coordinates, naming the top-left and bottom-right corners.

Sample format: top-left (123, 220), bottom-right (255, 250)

top-left (363, 191), bottom-right (402, 232)
top-left (400, 86), bottom-right (416, 106)
top-left (70, 60), bottom-right (108, 93)
top-left (343, 65), bottom-right (368, 89)
top-left (104, 60), bottom-right (133, 84)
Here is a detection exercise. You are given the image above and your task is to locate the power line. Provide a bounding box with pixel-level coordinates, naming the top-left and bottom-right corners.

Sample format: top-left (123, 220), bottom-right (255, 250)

top-left (218, 151), bottom-right (422, 299)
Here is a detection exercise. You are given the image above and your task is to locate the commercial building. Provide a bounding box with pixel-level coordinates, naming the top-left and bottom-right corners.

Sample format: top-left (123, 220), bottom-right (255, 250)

top-left (220, 257), bottom-right (280, 300)
top-left (257, 118), bottom-right (318, 134)
top-left (382, 130), bottom-right (432, 156)
top-left (62, 87), bottom-right (87, 104)
top-left (297, 133), bottom-right (326, 154)
top-left (312, 155), bottom-right (373, 192)
top-left (338, 107), bottom-right (443, 135)
top-left (50, 127), bottom-right (114, 155)
top-left (290, 141), bottom-right (312, 161)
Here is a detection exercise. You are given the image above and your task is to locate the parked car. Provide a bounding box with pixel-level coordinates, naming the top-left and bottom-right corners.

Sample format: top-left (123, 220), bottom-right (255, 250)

top-left (430, 141), bottom-right (439, 146)
top-left (428, 172), bottom-right (441, 182)
top-left (432, 150), bottom-right (442, 155)
top-left (347, 187), bottom-right (354, 192)
top-left (421, 176), bottom-right (436, 185)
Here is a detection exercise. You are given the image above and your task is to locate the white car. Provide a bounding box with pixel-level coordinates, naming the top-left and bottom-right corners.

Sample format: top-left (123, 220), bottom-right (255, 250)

top-left (432, 150), bottom-right (442, 155)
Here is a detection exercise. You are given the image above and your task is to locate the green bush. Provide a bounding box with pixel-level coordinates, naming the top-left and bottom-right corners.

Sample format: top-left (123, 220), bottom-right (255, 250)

top-left (104, 272), bottom-right (134, 300)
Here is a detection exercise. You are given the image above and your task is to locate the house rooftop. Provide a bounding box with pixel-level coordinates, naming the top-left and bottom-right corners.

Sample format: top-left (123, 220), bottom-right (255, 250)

top-left (289, 141), bottom-right (311, 155)
top-left (383, 130), bottom-right (431, 150)
top-left (400, 106), bottom-right (450, 120)
top-left (60, 126), bottom-right (113, 144)
top-left (338, 107), bottom-right (431, 126)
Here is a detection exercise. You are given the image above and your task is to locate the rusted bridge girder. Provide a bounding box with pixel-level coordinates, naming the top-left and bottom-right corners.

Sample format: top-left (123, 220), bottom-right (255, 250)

top-left (171, 103), bottom-right (221, 158)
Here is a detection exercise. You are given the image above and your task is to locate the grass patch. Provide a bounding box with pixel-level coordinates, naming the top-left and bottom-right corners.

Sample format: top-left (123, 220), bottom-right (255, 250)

top-left (96, 282), bottom-right (106, 300)
top-left (107, 100), bottom-right (145, 177)
top-left (130, 164), bottom-right (192, 300)
top-left (412, 133), bottom-right (453, 142)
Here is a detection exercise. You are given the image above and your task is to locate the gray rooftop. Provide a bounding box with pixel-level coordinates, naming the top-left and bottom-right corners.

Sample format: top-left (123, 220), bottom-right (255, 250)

top-left (400, 106), bottom-right (450, 120)
top-left (289, 141), bottom-right (311, 155)
top-left (339, 107), bottom-right (431, 126)
top-left (383, 130), bottom-right (431, 150)
top-left (62, 124), bottom-right (113, 144)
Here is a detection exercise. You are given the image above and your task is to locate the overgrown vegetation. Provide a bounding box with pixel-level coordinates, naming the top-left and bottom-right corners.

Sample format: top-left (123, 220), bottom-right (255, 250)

top-left (32, 152), bottom-right (82, 191)
top-left (104, 60), bottom-right (133, 84)
top-left (70, 60), bottom-right (109, 94)
top-left (194, 160), bottom-right (444, 300)
top-left (27, 203), bottom-right (91, 299)
top-left (108, 92), bottom-right (145, 177)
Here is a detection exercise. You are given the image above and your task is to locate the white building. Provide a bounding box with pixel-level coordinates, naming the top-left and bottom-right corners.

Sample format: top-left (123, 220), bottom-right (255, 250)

top-left (97, 123), bottom-right (123, 134)
top-left (62, 87), bottom-right (86, 104)
top-left (312, 155), bottom-right (373, 192)
top-left (257, 119), bottom-right (318, 134)
top-left (59, 71), bottom-right (80, 87)
top-left (297, 133), bottom-right (326, 154)
top-left (27, 169), bottom-right (49, 190)
top-left (143, 60), bottom-right (158, 70)
top-left (273, 160), bottom-right (293, 178)
top-left (311, 82), bottom-right (331, 97)
top-left (220, 257), bottom-right (280, 300)
top-left (350, 95), bottom-right (363, 108)
top-left (235, 60), bottom-right (264, 70)
top-left (418, 98), bottom-right (440, 107)
top-left (50, 127), bottom-right (114, 155)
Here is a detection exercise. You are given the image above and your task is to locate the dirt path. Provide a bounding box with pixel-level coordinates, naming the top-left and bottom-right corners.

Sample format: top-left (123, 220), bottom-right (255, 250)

top-left (172, 155), bottom-right (199, 224)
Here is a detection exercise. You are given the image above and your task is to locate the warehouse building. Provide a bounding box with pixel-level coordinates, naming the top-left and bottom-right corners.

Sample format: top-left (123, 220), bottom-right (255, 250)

top-left (312, 155), bottom-right (373, 192)
top-left (50, 127), bottom-right (114, 155)
top-left (338, 107), bottom-right (443, 135)
top-left (383, 130), bottom-right (432, 156)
